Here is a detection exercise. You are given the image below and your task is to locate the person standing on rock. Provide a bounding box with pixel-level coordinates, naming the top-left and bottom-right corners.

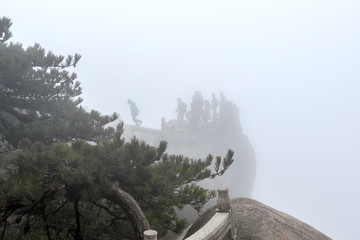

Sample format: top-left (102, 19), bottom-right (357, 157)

top-left (211, 93), bottom-right (219, 120)
top-left (127, 99), bottom-right (142, 126)
top-left (161, 117), bottom-right (167, 131)
top-left (190, 91), bottom-right (204, 125)
top-left (202, 100), bottom-right (211, 122)
top-left (175, 98), bottom-right (187, 122)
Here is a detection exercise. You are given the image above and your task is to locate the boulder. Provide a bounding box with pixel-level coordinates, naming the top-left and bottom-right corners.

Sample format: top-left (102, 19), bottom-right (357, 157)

top-left (184, 198), bottom-right (331, 240)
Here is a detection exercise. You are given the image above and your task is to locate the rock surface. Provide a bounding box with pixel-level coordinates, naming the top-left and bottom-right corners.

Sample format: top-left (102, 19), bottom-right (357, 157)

top-left (184, 198), bottom-right (331, 240)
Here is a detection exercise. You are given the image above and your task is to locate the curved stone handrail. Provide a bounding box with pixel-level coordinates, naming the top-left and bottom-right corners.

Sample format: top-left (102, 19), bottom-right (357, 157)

top-left (183, 187), bottom-right (233, 240)
top-left (184, 211), bottom-right (231, 240)
top-left (143, 187), bottom-right (233, 240)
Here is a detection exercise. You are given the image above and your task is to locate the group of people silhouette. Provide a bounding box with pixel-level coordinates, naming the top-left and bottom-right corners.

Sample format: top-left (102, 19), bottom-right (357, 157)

top-left (128, 91), bottom-right (226, 127)
top-left (176, 91), bottom-right (226, 125)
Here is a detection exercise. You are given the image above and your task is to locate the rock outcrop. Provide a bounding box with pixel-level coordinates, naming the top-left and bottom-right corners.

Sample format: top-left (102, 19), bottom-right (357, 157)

top-left (114, 99), bottom-right (256, 199)
top-left (184, 198), bottom-right (331, 240)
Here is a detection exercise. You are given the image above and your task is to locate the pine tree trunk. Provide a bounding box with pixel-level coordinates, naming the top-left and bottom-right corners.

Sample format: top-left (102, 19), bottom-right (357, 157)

top-left (103, 182), bottom-right (150, 240)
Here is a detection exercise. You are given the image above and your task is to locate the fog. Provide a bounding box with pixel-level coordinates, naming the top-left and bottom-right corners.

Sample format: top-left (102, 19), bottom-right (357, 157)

top-left (3, 0), bottom-right (360, 239)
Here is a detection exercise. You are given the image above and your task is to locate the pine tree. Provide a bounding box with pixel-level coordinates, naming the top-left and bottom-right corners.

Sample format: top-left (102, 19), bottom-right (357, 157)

top-left (0, 17), bottom-right (234, 239)
top-left (0, 17), bottom-right (117, 146)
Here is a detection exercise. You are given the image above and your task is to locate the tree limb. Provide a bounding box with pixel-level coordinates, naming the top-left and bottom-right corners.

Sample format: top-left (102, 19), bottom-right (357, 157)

top-left (102, 182), bottom-right (150, 240)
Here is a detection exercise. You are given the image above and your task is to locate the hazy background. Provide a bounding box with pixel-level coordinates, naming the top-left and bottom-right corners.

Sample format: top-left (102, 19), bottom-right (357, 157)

top-left (2, 0), bottom-right (360, 239)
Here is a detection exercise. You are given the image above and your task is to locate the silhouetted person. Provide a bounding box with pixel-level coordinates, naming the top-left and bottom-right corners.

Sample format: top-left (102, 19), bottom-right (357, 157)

top-left (161, 117), bottom-right (167, 131)
top-left (211, 93), bottom-right (219, 119)
top-left (190, 91), bottom-right (204, 125)
top-left (219, 91), bottom-right (227, 120)
top-left (127, 99), bottom-right (142, 126)
top-left (175, 98), bottom-right (187, 122)
top-left (202, 100), bottom-right (211, 122)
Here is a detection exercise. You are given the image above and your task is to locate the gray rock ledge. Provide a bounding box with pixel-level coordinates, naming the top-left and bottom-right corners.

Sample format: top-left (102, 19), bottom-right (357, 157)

top-left (184, 198), bottom-right (331, 240)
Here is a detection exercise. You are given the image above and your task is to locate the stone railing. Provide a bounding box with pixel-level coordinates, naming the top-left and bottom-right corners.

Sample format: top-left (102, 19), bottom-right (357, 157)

top-left (144, 229), bottom-right (158, 240)
top-left (143, 187), bottom-right (236, 240)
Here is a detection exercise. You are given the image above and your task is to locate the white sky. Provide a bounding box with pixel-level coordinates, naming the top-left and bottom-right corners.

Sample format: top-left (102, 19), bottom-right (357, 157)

top-left (3, 1), bottom-right (360, 239)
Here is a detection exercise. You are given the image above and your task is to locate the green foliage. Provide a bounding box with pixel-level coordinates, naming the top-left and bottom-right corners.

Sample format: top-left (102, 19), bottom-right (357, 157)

top-left (0, 127), bottom-right (233, 239)
top-left (0, 17), bottom-right (117, 146)
top-left (0, 17), bottom-right (12, 44)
